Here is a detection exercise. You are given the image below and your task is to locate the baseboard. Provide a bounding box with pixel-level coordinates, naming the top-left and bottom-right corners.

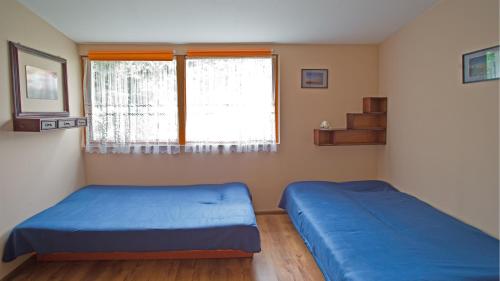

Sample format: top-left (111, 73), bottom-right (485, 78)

top-left (1, 255), bottom-right (36, 281)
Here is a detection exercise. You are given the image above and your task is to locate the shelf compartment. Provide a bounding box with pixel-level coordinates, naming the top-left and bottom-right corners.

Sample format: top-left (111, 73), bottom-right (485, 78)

top-left (314, 129), bottom-right (386, 146)
top-left (363, 97), bottom-right (387, 113)
top-left (346, 113), bottom-right (386, 129)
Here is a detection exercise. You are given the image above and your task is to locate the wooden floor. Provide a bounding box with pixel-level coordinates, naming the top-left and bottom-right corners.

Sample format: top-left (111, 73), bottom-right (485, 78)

top-left (4, 214), bottom-right (325, 281)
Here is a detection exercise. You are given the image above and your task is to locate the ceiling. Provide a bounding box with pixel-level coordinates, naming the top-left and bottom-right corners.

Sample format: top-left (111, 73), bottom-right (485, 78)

top-left (17, 0), bottom-right (438, 44)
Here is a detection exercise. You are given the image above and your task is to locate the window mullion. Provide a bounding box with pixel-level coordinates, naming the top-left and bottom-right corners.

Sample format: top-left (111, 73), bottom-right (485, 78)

top-left (273, 55), bottom-right (280, 144)
top-left (176, 55), bottom-right (186, 145)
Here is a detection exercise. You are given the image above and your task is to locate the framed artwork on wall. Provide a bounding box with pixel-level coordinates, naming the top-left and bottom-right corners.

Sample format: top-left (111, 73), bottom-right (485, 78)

top-left (301, 69), bottom-right (328, 88)
top-left (463, 45), bottom-right (499, 84)
top-left (9, 41), bottom-right (69, 117)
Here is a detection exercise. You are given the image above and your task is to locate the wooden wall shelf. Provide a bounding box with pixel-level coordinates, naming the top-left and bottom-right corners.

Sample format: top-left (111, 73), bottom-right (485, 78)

top-left (314, 128), bottom-right (386, 146)
top-left (14, 117), bottom-right (87, 132)
top-left (315, 97), bottom-right (387, 146)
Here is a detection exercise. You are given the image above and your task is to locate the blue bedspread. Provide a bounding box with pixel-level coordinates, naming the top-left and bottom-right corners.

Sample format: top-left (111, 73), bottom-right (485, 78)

top-left (3, 183), bottom-right (260, 262)
top-left (279, 181), bottom-right (499, 281)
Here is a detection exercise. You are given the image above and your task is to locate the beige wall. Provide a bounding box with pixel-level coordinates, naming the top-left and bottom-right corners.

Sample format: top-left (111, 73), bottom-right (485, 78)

top-left (79, 43), bottom-right (380, 212)
top-left (0, 0), bottom-right (86, 278)
top-left (378, 0), bottom-right (499, 237)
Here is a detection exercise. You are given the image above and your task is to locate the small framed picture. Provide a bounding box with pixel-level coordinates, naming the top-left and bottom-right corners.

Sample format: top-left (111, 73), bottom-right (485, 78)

top-left (463, 45), bottom-right (499, 83)
top-left (301, 69), bottom-right (328, 89)
top-left (9, 41), bottom-right (69, 118)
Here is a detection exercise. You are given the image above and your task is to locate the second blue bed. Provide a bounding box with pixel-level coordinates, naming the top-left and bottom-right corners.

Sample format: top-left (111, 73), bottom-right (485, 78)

top-left (279, 180), bottom-right (499, 281)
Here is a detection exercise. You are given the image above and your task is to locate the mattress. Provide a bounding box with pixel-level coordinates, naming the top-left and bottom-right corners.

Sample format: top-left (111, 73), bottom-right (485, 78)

top-left (3, 182), bottom-right (260, 262)
top-left (279, 180), bottom-right (499, 281)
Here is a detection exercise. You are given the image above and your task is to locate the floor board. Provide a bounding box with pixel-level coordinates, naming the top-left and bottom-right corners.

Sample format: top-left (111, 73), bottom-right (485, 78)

top-left (4, 214), bottom-right (324, 281)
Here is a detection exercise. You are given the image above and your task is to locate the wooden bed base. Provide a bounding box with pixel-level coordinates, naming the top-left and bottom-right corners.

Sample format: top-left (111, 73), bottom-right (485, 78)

top-left (36, 250), bottom-right (253, 262)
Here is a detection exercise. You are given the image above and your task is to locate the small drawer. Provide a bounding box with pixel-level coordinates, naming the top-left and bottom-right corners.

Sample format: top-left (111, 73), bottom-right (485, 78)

top-left (58, 119), bottom-right (76, 128)
top-left (41, 120), bottom-right (57, 130)
top-left (77, 118), bottom-right (87, 127)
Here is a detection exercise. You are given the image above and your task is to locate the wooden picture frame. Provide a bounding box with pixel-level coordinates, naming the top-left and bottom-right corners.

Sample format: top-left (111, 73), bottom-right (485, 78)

top-left (9, 41), bottom-right (69, 118)
top-left (463, 45), bottom-right (499, 84)
top-left (301, 69), bottom-right (328, 89)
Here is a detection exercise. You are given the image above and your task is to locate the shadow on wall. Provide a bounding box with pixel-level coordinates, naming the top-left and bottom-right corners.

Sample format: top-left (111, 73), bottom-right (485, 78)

top-left (1, 120), bottom-right (13, 131)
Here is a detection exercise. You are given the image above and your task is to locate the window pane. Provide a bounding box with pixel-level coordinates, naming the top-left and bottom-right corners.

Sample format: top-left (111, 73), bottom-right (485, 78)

top-left (89, 60), bottom-right (178, 144)
top-left (185, 57), bottom-right (276, 145)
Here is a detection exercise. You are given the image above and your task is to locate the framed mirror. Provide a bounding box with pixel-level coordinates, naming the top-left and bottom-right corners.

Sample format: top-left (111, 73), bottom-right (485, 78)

top-left (9, 41), bottom-right (69, 118)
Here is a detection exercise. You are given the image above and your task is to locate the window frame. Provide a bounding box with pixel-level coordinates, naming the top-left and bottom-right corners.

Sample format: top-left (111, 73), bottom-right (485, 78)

top-left (82, 51), bottom-right (280, 147)
top-left (83, 57), bottom-right (179, 146)
top-left (178, 53), bottom-right (280, 145)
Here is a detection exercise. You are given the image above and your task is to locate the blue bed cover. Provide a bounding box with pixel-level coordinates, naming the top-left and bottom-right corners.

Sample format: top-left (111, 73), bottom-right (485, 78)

top-left (3, 183), bottom-right (260, 262)
top-left (279, 180), bottom-right (499, 281)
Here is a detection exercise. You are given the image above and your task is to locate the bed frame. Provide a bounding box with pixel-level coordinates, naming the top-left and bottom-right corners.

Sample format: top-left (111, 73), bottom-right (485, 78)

top-left (36, 250), bottom-right (253, 262)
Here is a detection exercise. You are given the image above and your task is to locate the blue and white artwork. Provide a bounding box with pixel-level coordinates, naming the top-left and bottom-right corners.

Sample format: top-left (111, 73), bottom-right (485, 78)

top-left (26, 65), bottom-right (58, 100)
top-left (463, 46), bottom-right (499, 83)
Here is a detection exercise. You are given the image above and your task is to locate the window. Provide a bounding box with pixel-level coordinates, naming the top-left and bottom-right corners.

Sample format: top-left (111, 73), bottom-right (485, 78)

top-left (184, 55), bottom-right (278, 153)
top-left (84, 52), bottom-right (179, 154)
top-left (84, 50), bottom-right (279, 154)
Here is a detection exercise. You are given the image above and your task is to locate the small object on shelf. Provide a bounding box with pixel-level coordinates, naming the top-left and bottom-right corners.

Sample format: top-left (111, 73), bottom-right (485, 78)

top-left (314, 97), bottom-right (387, 146)
top-left (319, 120), bottom-right (331, 130)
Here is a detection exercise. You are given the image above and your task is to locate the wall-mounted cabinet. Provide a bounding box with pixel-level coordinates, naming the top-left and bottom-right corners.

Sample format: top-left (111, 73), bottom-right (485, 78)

top-left (14, 117), bottom-right (87, 132)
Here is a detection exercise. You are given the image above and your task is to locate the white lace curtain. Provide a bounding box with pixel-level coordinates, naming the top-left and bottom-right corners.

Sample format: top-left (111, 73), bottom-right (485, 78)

top-left (185, 57), bottom-right (277, 153)
top-left (83, 58), bottom-right (180, 154)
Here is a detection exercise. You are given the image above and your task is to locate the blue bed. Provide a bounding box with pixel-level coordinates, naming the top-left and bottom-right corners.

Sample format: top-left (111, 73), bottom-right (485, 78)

top-left (279, 180), bottom-right (499, 281)
top-left (3, 182), bottom-right (260, 262)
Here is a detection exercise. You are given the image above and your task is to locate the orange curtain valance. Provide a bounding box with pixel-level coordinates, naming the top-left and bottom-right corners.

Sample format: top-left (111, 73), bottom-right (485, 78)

top-left (88, 51), bottom-right (174, 61)
top-left (186, 49), bottom-right (272, 58)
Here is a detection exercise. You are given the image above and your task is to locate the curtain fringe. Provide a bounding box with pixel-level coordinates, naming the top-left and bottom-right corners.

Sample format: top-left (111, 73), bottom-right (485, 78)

top-left (85, 144), bottom-right (278, 154)
top-left (86, 145), bottom-right (181, 154)
top-left (184, 143), bottom-right (277, 154)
